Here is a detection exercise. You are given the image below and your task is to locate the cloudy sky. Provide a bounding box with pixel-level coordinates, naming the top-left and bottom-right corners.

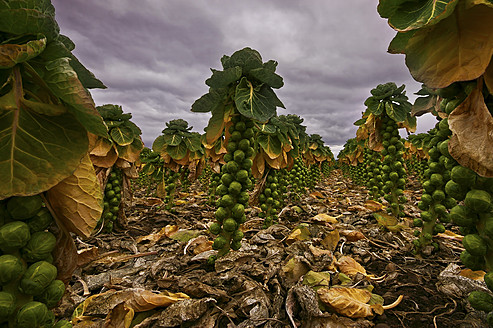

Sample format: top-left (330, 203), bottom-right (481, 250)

top-left (51, 0), bottom-right (436, 157)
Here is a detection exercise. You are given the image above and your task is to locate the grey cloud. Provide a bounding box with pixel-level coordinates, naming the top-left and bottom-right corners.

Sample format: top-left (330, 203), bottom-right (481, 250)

top-left (51, 0), bottom-right (431, 154)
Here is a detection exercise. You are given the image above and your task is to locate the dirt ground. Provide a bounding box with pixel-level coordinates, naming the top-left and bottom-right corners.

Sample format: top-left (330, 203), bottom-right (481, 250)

top-left (56, 170), bottom-right (490, 328)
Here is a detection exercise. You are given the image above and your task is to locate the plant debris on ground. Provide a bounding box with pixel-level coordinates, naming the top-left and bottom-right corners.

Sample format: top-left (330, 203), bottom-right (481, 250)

top-left (58, 170), bottom-right (488, 328)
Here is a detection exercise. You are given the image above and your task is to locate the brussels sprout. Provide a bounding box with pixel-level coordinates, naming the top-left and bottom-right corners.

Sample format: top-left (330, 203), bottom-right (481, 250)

top-left (464, 189), bottom-right (492, 213)
top-left (6, 196), bottom-right (43, 221)
top-left (462, 234), bottom-right (487, 257)
top-left (26, 208), bottom-right (54, 233)
top-left (0, 291), bottom-right (15, 321)
top-left (468, 291), bottom-right (493, 312)
top-left (0, 254), bottom-right (25, 285)
top-left (228, 182), bottom-right (242, 196)
top-left (0, 221), bottom-right (31, 252)
top-left (15, 301), bottom-right (50, 328)
top-left (222, 219), bottom-right (237, 232)
top-left (35, 279), bottom-right (65, 308)
top-left (21, 231), bottom-right (57, 263)
top-left (20, 261), bottom-right (57, 296)
top-left (212, 236), bottom-right (227, 250)
top-left (451, 165), bottom-right (477, 188)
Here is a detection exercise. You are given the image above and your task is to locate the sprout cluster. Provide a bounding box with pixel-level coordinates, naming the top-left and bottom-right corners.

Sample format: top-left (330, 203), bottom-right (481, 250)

top-left (380, 115), bottom-right (407, 218)
top-left (209, 114), bottom-right (255, 261)
top-left (413, 120), bottom-right (456, 253)
top-left (0, 196), bottom-right (70, 327)
top-left (288, 158), bottom-right (309, 200)
top-left (258, 170), bottom-right (283, 228)
top-left (99, 169), bottom-right (123, 233)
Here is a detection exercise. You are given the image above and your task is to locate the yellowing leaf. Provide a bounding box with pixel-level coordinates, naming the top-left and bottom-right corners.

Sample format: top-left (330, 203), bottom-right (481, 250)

top-left (317, 287), bottom-right (379, 318)
top-left (286, 225), bottom-right (311, 245)
top-left (321, 229), bottom-right (340, 251)
top-left (364, 200), bottom-right (383, 212)
top-left (449, 85), bottom-right (493, 177)
top-left (302, 271), bottom-right (331, 290)
top-left (282, 257), bottom-right (310, 284)
top-left (73, 288), bottom-right (190, 325)
top-left (460, 269), bottom-right (486, 281)
top-left (336, 256), bottom-right (367, 277)
top-left (404, 2), bottom-right (493, 88)
top-left (312, 213), bottom-right (339, 224)
top-left (373, 212), bottom-right (404, 232)
top-left (46, 153), bottom-right (102, 237)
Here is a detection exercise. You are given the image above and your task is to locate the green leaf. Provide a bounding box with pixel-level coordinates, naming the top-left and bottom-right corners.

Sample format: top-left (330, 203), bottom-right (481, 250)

top-left (0, 35), bottom-right (46, 68)
top-left (222, 47), bottom-right (263, 74)
top-left (184, 134), bottom-right (202, 152)
top-left (385, 102), bottom-right (408, 123)
top-left (249, 67), bottom-right (284, 89)
top-left (167, 143), bottom-right (188, 160)
top-left (364, 98), bottom-right (385, 116)
top-left (403, 2), bottom-right (493, 88)
top-left (39, 58), bottom-right (107, 137)
top-left (235, 77), bottom-right (284, 122)
top-left (110, 125), bottom-right (134, 146)
top-left (258, 123), bottom-right (277, 134)
top-left (152, 135), bottom-right (167, 153)
top-left (258, 134), bottom-right (282, 159)
top-left (205, 66), bottom-right (242, 89)
top-left (191, 88), bottom-right (228, 113)
top-left (0, 108), bottom-right (88, 199)
top-left (163, 134), bottom-right (182, 146)
top-left (378, 0), bottom-right (459, 31)
top-left (0, 3), bottom-right (59, 42)
top-left (353, 118), bottom-right (367, 126)
top-left (388, 31), bottom-right (415, 54)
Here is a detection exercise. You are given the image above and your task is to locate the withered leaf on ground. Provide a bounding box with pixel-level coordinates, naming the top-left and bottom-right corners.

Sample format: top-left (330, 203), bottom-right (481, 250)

top-left (317, 287), bottom-right (384, 318)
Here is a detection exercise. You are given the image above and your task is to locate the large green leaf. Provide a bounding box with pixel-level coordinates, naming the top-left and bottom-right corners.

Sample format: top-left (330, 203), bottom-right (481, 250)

top-left (378, 0), bottom-right (459, 31)
top-left (163, 134), bottom-right (182, 146)
top-left (0, 35), bottom-right (46, 68)
top-left (152, 135), bottom-right (167, 153)
top-left (167, 143), bottom-right (188, 160)
top-left (364, 98), bottom-right (385, 116)
top-left (39, 58), bottom-right (108, 137)
top-left (235, 77), bottom-right (284, 122)
top-left (0, 106), bottom-right (88, 199)
top-left (388, 31), bottom-right (415, 54)
top-left (249, 67), bottom-right (284, 89)
top-left (205, 66), bottom-right (242, 89)
top-left (0, 1), bottom-right (59, 42)
top-left (222, 47), bottom-right (263, 73)
top-left (184, 134), bottom-right (202, 152)
top-left (110, 125), bottom-right (134, 146)
top-left (258, 134), bottom-right (282, 159)
top-left (385, 102), bottom-right (408, 123)
top-left (258, 123), bottom-right (277, 134)
top-left (191, 88), bottom-right (228, 113)
top-left (40, 39), bottom-right (106, 89)
top-left (403, 2), bottom-right (493, 88)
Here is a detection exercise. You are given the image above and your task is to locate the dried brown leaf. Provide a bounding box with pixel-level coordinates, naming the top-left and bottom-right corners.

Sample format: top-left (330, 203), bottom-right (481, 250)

top-left (317, 287), bottom-right (374, 318)
top-left (336, 256), bottom-right (367, 277)
top-left (449, 84), bottom-right (493, 177)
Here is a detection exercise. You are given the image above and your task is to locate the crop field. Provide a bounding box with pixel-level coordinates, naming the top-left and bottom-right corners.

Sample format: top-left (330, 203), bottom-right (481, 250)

top-left (1, 1), bottom-right (493, 328)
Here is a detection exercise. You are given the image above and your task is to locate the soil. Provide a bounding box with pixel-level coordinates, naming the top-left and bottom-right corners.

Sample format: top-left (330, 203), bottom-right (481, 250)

top-left (57, 170), bottom-right (490, 328)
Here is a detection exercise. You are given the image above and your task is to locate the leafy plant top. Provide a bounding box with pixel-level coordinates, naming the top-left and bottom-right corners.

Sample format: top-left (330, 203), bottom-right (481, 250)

top-left (0, 0), bottom-right (106, 199)
top-left (191, 47), bottom-right (285, 145)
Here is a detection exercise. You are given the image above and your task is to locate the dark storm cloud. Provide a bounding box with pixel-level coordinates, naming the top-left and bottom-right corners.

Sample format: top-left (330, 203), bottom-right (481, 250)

top-left (51, 0), bottom-right (431, 155)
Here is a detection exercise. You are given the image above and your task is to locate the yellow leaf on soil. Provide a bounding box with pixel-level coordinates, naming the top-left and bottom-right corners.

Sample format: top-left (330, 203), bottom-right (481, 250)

top-left (364, 200), bottom-right (383, 212)
top-left (317, 287), bottom-right (376, 318)
top-left (460, 269), bottom-right (486, 281)
top-left (336, 256), bottom-right (367, 277)
top-left (286, 225), bottom-right (311, 245)
top-left (73, 288), bottom-right (190, 326)
top-left (321, 229), bottom-right (340, 251)
top-left (312, 213), bottom-right (339, 224)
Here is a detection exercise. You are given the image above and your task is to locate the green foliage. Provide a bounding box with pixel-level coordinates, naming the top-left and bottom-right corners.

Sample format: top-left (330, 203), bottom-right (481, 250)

top-left (0, 1), bottom-right (107, 199)
top-left (192, 48), bottom-right (285, 145)
top-left (364, 82), bottom-right (414, 126)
